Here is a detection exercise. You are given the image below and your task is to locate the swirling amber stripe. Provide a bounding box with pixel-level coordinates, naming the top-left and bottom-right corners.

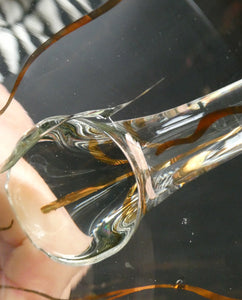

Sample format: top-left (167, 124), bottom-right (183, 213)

top-left (152, 127), bottom-right (241, 173)
top-left (0, 220), bottom-right (14, 231)
top-left (0, 0), bottom-right (122, 116)
top-left (121, 182), bottom-right (137, 222)
top-left (1, 283), bottom-right (240, 299)
top-left (156, 106), bottom-right (242, 155)
top-left (84, 283), bottom-right (241, 300)
top-left (88, 139), bottom-right (128, 165)
top-left (41, 106), bottom-right (242, 213)
top-left (92, 106), bottom-right (242, 167)
top-left (123, 120), bottom-right (144, 142)
top-left (41, 171), bottom-right (133, 213)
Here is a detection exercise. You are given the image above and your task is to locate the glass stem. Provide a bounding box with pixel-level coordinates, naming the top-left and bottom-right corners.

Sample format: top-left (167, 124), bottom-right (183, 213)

top-left (115, 80), bottom-right (242, 211)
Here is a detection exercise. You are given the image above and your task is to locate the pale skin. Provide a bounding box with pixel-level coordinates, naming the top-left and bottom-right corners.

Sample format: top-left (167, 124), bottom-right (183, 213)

top-left (0, 84), bottom-right (89, 300)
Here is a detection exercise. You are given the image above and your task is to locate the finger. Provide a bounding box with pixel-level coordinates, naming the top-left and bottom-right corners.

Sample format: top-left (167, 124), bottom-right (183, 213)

top-left (0, 84), bottom-right (33, 165)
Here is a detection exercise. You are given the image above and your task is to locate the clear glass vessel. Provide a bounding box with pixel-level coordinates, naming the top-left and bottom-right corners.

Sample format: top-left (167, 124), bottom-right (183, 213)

top-left (1, 79), bottom-right (241, 265)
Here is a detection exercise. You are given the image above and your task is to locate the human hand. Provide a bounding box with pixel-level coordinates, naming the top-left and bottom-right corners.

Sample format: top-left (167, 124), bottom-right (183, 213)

top-left (0, 84), bottom-right (89, 300)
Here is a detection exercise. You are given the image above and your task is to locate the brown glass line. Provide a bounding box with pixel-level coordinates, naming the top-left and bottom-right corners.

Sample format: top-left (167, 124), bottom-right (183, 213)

top-left (41, 105), bottom-right (241, 213)
top-left (84, 283), bottom-right (241, 300)
top-left (0, 220), bottom-right (14, 231)
top-left (0, 283), bottom-right (240, 300)
top-left (0, 0), bottom-right (122, 116)
top-left (155, 105), bottom-right (242, 155)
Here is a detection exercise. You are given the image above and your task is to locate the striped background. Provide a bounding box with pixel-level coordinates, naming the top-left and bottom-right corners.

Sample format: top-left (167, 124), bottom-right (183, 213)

top-left (0, 0), bottom-right (103, 82)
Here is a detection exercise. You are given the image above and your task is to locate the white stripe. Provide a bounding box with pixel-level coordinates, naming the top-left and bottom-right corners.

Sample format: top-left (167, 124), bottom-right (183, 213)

top-left (12, 23), bottom-right (36, 55)
top-left (24, 14), bottom-right (49, 44)
top-left (0, 0), bottom-right (23, 25)
top-left (36, 0), bottom-right (65, 33)
top-left (0, 28), bottom-right (20, 74)
top-left (75, 0), bottom-right (93, 12)
top-left (56, 0), bottom-right (83, 21)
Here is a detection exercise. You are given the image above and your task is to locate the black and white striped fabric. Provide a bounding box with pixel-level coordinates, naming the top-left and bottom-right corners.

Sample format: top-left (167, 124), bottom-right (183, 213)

top-left (0, 0), bottom-right (103, 82)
